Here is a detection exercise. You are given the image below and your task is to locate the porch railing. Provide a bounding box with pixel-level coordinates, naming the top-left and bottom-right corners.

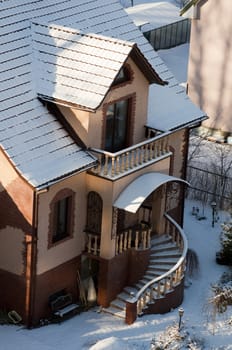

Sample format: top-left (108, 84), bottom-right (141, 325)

top-left (115, 226), bottom-right (151, 255)
top-left (89, 132), bottom-right (172, 179)
top-left (85, 225), bottom-right (152, 257)
top-left (126, 213), bottom-right (188, 319)
top-left (86, 233), bottom-right (100, 256)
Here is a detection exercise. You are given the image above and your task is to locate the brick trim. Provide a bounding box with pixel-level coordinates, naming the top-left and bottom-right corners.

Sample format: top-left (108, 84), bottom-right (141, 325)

top-left (48, 188), bottom-right (75, 249)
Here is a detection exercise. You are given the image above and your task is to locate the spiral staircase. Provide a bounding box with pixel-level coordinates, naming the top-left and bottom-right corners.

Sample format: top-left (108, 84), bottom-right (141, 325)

top-left (102, 214), bottom-right (187, 322)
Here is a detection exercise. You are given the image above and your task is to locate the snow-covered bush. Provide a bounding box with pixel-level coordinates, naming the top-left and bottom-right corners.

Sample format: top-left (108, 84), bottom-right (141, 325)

top-left (216, 217), bottom-right (232, 265)
top-left (150, 324), bottom-right (205, 349)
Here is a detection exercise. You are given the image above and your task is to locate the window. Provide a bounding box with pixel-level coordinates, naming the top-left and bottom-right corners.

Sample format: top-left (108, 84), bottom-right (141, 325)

top-left (86, 191), bottom-right (102, 235)
top-left (48, 189), bottom-right (75, 247)
top-left (104, 99), bottom-right (129, 152)
top-left (113, 67), bottom-right (130, 86)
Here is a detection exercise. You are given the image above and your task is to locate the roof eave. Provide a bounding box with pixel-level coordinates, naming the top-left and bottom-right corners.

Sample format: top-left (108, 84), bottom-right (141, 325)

top-left (35, 158), bottom-right (97, 191)
top-left (130, 45), bottom-right (168, 86)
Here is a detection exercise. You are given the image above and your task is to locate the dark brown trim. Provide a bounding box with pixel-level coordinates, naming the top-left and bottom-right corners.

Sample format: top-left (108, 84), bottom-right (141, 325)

top-left (27, 190), bottom-right (38, 328)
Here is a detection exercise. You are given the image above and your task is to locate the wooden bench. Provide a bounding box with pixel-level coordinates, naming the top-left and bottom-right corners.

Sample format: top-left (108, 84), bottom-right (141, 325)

top-left (50, 292), bottom-right (80, 321)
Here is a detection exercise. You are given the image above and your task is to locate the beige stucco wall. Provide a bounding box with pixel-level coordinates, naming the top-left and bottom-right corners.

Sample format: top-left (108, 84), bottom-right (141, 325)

top-left (188, 0), bottom-right (232, 133)
top-left (86, 156), bottom-right (171, 259)
top-left (0, 149), bottom-right (33, 275)
top-left (36, 172), bottom-right (87, 275)
top-left (58, 56), bottom-right (150, 149)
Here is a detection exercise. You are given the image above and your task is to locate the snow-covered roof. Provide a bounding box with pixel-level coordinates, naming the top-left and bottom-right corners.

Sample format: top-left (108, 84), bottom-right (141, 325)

top-left (0, 0), bottom-right (205, 188)
top-left (126, 1), bottom-right (183, 32)
top-left (32, 22), bottom-right (163, 110)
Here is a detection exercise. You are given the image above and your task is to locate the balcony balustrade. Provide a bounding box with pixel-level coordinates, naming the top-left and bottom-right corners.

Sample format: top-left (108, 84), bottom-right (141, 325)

top-left (89, 132), bottom-right (172, 180)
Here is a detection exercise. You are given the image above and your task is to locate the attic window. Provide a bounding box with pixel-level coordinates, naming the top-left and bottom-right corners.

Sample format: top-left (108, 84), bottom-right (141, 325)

top-left (113, 66), bottom-right (130, 86)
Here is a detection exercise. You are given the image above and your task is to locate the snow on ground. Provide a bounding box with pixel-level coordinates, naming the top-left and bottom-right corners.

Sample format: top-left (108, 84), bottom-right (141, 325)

top-left (1, 199), bottom-right (232, 349)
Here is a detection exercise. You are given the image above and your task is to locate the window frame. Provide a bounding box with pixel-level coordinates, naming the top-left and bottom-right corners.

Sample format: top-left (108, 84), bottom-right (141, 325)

top-left (48, 188), bottom-right (75, 248)
top-left (103, 96), bottom-right (133, 153)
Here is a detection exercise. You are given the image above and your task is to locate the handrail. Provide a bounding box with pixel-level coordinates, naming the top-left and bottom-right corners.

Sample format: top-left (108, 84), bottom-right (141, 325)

top-left (127, 213), bottom-right (188, 315)
top-left (90, 130), bottom-right (172, 158)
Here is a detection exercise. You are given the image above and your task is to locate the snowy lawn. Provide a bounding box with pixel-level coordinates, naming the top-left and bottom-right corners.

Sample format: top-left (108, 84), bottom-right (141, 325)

top-left (1, 199), bottom-right (232, 349)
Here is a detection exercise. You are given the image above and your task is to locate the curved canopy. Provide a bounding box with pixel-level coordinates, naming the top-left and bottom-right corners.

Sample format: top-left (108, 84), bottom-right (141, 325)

top-left (114, 172), bottom-right (189, 213)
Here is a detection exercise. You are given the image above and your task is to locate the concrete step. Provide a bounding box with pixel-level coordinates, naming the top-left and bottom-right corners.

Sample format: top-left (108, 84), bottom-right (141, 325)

top-left (151, 244), bottom-right (180, 254)
top-left (150, 235), bottom-right (172, 247)
top-left (150, 251), bottom-right (181, 259)
top-left (102, 306), bottom-right (125, 319)
top-left (124, 286), bottom-right (139, 295)
top-left (149, 258), bottom-right (179, 265)
top-left (110, 299), bottom-right (126, 310)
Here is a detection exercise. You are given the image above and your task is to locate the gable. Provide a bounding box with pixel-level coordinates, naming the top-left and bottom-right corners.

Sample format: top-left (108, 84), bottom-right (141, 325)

top-left (32, 22), bottom-right (164, 111)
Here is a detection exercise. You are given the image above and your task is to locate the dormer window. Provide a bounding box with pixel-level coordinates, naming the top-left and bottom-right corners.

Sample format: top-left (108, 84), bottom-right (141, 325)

top-left (113, 66), bottom-right (130, 86)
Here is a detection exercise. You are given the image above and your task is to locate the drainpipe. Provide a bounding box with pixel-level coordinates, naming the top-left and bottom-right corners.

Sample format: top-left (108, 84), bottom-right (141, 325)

top-left (27, 188), bottom-right (47, 328)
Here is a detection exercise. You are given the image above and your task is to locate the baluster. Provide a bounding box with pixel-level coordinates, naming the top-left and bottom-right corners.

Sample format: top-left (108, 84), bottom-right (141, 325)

top-left (135, 148), bottom-right (139, 166)
top-left (128, 229), bottom-right (132, 248)
top-left (88, 234), bottom-right (92, 253)
top-left (103, 155), bottom-right (109, 175)
top-left (135, 230), bottom-right (139, 250)
top-left (153, 141), bottom-right (157, 158)
top-left (137, 298), bottom-right (143, 315)
top-left (165, 136), bottom-right (169, 153)
top-left (139, 145), bottom-right (144, 164)
top-left (119, 234), bottom-right (123, 253)
top-left (130, 150), bottom-right (135, 168)
top-left (142, 230), bottom-right (146, 249)
top-left (148, 228), bottom-right (151, 248)
top-left (149, 142), bottom-right (153, 160)
top-left (116, 156), bottom-right (120, 175)
top-left (157, 140), bottom-right (161, 157)
top-left (125, 152), bottom-right (129, 170)
top-left (111, 156), bottom-right (115, 178)
top-left (169, 273), bottom-right (173, 290)
top-left (144, 143), bottom-right (149, 162)
top-left (142, 293), bottom-right (147, 309)
top-left (121, 153), bottom-right (125, 173)
top-left (149, 287), bottom-right (154, 302)
top-left (94, 235), bottom-right (98, 255)
top-left (116, 235), bottom-right (119, 255)
top-left (157, 281), bottom-right (161, 298)
top-left (123, 231), bottom-right (128, 250)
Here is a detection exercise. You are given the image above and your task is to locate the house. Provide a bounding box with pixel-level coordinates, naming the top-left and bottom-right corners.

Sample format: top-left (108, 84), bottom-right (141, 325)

top-left (0, 0), bottom-right (206, 327)
top-left (181, 0), bottom-right (232, 143)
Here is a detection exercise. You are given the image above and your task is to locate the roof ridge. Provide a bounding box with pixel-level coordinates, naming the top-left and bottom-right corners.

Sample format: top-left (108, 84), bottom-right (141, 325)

top-left (31, 20), bottom-right (136, 48)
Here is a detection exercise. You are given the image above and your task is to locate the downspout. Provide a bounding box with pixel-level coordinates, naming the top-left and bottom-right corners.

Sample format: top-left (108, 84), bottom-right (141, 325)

top-left (27, 188), bottom-right (47, 328)
top-left (181, 128), bottom-right (190, 227)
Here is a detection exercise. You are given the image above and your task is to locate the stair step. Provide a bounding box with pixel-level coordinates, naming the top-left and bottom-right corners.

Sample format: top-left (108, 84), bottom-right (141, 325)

top-left (124, 286), bottom-right (139, 295)
top-left (110, 299), bottom-right (126, 310)
top-left (146, 263), bottom-right (173, 273)
top-left (150, 251), bottom-right (181, 259)
top-left (117, 292), bottom-right (131, 302)
top-left (150, 235), bottom-right (172, 247)
top-left (102, 306), bottom-right (125, 319)
top-left (149, 258), bottom-right (179, 265)
top-left (151, 245), bottom-right (180, 254)
top-left (147, 266), bottom-right (170, 273)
